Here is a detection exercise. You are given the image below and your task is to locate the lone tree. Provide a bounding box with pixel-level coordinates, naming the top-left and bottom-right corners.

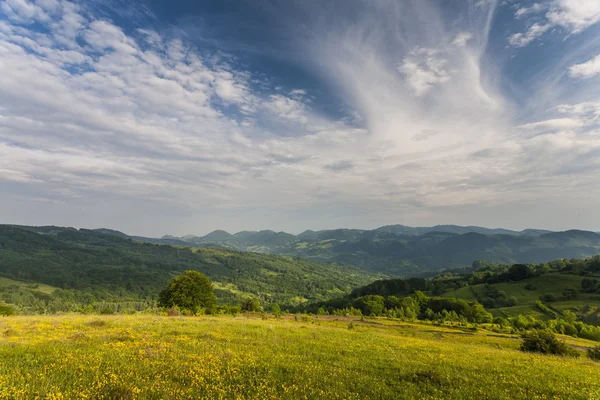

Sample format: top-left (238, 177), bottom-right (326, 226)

top-left (158, 270), bottom-right (216, 313)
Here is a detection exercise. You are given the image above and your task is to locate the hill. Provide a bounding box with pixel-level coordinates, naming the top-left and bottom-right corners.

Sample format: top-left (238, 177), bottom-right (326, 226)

top-left (307, 256), bottom-right (600, 329)
top-left (0, 225), bottom-right (379, 312)
top-left (1, 314), bottom-right (598, 399)
top-left (107, 225), bottom-right (600, 276)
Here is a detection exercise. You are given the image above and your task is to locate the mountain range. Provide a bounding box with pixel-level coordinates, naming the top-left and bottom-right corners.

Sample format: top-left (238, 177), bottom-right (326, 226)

top-left (0, 225), bottom-right (378, 306)
top-left (94, 224), bottom-right (600, 275)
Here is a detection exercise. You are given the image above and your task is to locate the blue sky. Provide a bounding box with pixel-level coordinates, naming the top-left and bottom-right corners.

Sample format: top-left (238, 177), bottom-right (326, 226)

top-left (1, 0), bottom-right (600, 236)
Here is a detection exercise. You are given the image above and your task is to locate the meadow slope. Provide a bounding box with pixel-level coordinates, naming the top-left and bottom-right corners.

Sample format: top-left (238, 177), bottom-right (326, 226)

top-left (0, 315), bottom-right (599, 399)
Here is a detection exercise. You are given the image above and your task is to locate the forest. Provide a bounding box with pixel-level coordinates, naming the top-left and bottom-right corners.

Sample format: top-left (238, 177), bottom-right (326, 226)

top-left (0, 225), bottom-right (377, 313)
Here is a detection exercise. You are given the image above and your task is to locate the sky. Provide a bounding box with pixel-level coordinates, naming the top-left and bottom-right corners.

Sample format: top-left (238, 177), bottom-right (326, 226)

top-left (1, 0), bottom-right (600, 236)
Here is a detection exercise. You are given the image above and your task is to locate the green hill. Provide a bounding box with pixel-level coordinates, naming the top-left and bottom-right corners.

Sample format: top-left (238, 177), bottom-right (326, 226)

top-left (113, 225), bottom-right (600, 276)
top-left (0, 225), bottom-right (379, 312)
top-left (443, 273), bottom-right (600, 319)
top-left (297, 256), bottom-right (600, 341)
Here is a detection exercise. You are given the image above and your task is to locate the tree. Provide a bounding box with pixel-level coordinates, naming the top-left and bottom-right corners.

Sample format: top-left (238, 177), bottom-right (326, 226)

top-left (271, 303), bottom-right (282, 317)
top-left (241, 298), bottom-right (263, 312)
top-left (158, 270), bottom-right (216, 313)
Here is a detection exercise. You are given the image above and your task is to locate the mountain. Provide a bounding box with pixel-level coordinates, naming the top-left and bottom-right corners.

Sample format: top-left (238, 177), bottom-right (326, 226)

top-left (147, 226), bottom-right (599, 276)
top-left (199, 230), bottom-right (233, 242)
top-left (375, 224), bottom-right (553, 236)
top-left (0, 225), bottom-right (379, 307)
top-left (14, 224), bottom-right (600, 277)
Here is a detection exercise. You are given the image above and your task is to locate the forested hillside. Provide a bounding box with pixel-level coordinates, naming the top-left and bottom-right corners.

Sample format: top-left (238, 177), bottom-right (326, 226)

top-left (0, 225), bottom-right (378, 311)
top-left (102, 225), bottom-right (600, 275)
top-left (301, 256), bottom-right (600, 330)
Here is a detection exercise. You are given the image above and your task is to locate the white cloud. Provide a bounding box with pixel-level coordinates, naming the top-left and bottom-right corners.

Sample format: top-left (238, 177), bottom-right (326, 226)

top-left (290, 89), bottom-right (306, 97)
top-left (452, 32), bottom-right (473, 47)
top-left (1, 0), bottom-right (50, 23)
top-left (515, 3), bottom-right (545, 19)
top-left (508, 23), bottom-right (550, 47)
top-left (1, 0), bottom-right (599, 234)
top-left (264, 94), bottom-right (309, 124)
top-left (547, 0), bottom-right (600, 33)
top-left (569, 55), bottom-right (600, 79)
top-left (398, 48), bottom-right (451, 96)
top-left (557, 102), bottom-right (600, 117)
top-left (510, 0), bottom-right (600, 47)
top-left (518, 118), bottom-right (586, 131)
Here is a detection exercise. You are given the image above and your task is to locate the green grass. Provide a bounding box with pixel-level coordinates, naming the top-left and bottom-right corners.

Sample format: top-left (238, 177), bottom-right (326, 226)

top-left (0, 315), bottom-right (599, 399)
top-left (443, 273), bottom-right (600, 318)
top-left (0, 277), bottom-right (56, 294)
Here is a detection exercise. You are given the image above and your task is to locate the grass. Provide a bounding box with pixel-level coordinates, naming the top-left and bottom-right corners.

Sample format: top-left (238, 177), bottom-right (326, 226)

top-left (0, 277), bottom-right (56, 294)
top-left (443, 273), bottom-right (600, 318)
top-left (1, 315), bottom-right (599, 399)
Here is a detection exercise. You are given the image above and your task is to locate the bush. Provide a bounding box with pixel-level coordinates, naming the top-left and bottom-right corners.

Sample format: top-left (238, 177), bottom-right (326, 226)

top-left (520, 330), bottom-right (578, 357)
top-left (540, 293), bottom-right (557, 303)
top-left (271, 304), bottom-right (282, 317)
top-left (0, 303), bottom-right (16, 316)
top-left (562, 287), bottom-right (580, 300)
top-left (166, 307), bottom-right (181, 317)
top-left (587, 346), bottom-right (600, 361)
top-left (241, 298), bottom-right (263, 312)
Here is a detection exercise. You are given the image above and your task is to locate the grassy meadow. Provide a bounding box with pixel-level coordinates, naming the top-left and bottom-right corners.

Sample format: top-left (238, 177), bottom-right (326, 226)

top-left (443, 273), bottom-right (600, 318)
top-left (1, 315), bottom-right (599, 399)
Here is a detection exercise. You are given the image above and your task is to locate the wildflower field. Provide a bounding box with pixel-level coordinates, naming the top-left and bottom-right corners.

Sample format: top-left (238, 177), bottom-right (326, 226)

top-left (0, 315), bottom-right (599, 399)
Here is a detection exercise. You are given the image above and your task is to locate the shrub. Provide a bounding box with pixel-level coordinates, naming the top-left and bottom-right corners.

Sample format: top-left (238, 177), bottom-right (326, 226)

top-left (540, 293), bottom-right (557, 303)
top-left (520, 330), bottom-right (578, 357)
top-left (241, 298), bottom-right (263, 312)
top-left (166, 307), bottom-right (181, 317)
top-left (271, 304), bottom-right (282, 317)
top-left (562, 287), bottom-right (580, 300)
top-left (0, 303), bottom-right (16, 316)
top-left (524, 283), bottom-right (537, 290)
top-left (587, 346), bottom-right (600, 361)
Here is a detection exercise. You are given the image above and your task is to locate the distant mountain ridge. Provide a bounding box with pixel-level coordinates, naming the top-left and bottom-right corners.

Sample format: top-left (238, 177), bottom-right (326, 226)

top-left (169, 224), bottom-right (555, 246)
top-left (10, 223), bottom-right (600, 276)
top-left (79, 224), bottom-right (600, 276)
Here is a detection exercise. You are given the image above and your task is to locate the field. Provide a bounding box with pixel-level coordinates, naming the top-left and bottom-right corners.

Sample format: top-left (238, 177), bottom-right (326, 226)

top-left (1, 315), bottom-right (599, 399)
top-left (443, 273), bottom-right (600, 318)
top-left (0, 277), bottom-right (56, 294)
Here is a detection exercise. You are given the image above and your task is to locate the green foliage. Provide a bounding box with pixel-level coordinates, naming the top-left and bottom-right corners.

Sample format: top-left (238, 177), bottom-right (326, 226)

top-left (151, 225), bottom-right (600, 275)
top-left (271, 303), bottom-right (282, 317)
top-left (241, 298), bottom-right (263, 312)
top-left (158, 271), bottom-right (216, 313)
top-left (524, 283), bottom-right (537, 290)
top-left (587, 346), bottom-right (600, 361)
top-left (540, 293), bottom-right (557, 302)
top-left (562, 287), bottom-right (579, 300)
top-left (0, 303), bottom-right (16, 316)
top-left (0, 225), bottom-right (378, 312)
top-left (299, 291), bottom-right (491, 323)
top-left (479, 284), bottom-right (518, 308)
top-left (519, 330), bottom-right (579, 357)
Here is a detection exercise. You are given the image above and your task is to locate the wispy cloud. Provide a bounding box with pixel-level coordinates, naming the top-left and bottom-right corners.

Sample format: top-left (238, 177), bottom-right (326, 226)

top-left (0, 0), bottom-right (599, 234)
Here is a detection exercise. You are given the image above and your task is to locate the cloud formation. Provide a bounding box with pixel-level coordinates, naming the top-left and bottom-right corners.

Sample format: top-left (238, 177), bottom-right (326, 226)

top-left (509, 0), bottom-right (600, 47)
top-left (0, 0), bottom-right (600, 235)
top-left (570, 55), bottom-right (600, 79)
